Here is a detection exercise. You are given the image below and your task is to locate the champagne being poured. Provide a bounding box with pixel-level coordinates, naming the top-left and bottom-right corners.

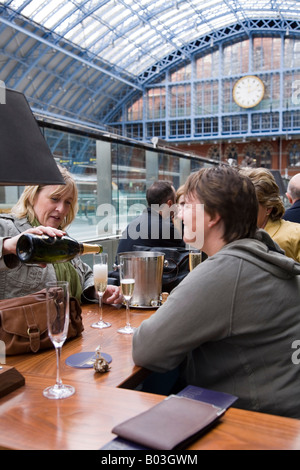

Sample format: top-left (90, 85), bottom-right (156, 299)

top-left (16, 233), bottom-right (102, 264)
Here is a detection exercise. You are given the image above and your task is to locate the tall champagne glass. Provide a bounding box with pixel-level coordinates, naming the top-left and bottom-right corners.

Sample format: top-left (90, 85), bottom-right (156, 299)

top-left (118, 255), bottom-right (136, 335)
top-left (189, 250), bottom-right (202, 271)
top-left (43, 281), bottom-right (75, 399)
top-left (91, 253), bottom-right (111, 329)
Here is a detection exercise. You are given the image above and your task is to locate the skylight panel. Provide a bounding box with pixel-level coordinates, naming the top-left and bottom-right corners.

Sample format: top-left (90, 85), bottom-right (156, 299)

top-left (64, 23), bottom-right (83, 41)
top-left (43, 3), bottom-right (75, 30)
top-left (78, 19), bottom-right (98, 37)
top-left (4, 0), bottom-right (24, 8)
top-left (131, 2), bottom-right (141, 11)
top-left (84, 29), bottom-right (106, 50)
top-left (14, 0), bottom-right (44, 18)
top-left (100, 6), bottom-right (124, 25)
top-left (32, 5), bottom-right (57, 25)
top-left (130, 28), bottom-right (146, 41)
top-left (212, 12), bottom-right (238, 29)
top-left (54, 11), bottom-right (83, 37)
top-left (198, 0), bottom-right (223, 9)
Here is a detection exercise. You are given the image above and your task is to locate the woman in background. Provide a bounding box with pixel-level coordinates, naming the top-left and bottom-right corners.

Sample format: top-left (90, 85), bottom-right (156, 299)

top-left (240, 167), bottom-right (300, 263)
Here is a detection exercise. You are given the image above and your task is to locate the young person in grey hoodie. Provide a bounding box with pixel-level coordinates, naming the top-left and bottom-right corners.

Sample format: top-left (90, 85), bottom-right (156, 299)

top-left (132, 165), bottom-right (300, 418)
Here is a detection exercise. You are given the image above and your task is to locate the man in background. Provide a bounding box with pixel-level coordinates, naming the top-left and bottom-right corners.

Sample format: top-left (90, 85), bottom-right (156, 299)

top-left (116, 180), bottom-right (185, 254)
top-left (283, 173), bottom-right (300, 223)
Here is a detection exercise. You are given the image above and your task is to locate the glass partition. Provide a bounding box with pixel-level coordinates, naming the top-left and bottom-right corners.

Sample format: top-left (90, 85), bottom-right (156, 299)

top-left (111, 142), bottom-right (147, 236)
top-left (0, 124), bottom-right (214, 242)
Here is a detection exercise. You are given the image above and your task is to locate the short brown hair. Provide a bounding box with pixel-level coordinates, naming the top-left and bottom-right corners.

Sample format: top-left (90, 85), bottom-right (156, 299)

top-left (184, 165), bottom-right (258, 244)
top-left (146, 180), bottom-right (175, 206)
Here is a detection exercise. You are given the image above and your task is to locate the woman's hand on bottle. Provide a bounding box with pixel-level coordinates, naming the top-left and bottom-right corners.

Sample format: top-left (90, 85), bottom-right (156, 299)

top-left (103, 285), bottom-right (123, 305)
top-left (3, 226), bottom-right (66, 256)
top-left (25, 226), bottom-right (66, 239)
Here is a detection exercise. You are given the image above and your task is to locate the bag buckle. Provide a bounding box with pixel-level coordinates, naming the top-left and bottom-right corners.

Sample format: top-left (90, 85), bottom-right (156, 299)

top-left (27, 327), bottom-right (40, 336)
top-left (27, 326), bottom-right (40, 353)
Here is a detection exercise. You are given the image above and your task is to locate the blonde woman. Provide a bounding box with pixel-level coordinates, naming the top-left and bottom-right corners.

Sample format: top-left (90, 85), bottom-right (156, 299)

top-left (0, 166), bottom-right (121, 303)
top-left (240, 167), bottom-right (300, 263)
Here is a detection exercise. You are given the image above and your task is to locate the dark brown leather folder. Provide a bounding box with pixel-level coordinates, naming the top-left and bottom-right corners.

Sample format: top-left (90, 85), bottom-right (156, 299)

top-left (0, 366), bottom-right (25, 398)
top-left (112, 395), bottom-right (225, 450)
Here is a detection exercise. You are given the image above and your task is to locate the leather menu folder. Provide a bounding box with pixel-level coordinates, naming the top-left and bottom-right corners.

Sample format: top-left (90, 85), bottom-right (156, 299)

top-left (0, 366), bottom-right (25, 398)
top-left (112, 395), bottom-right (225, 450)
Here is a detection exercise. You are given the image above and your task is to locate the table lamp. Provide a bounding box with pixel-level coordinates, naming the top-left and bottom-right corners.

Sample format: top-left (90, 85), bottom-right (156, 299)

top-left (0, 87), bottom-right (64, 186)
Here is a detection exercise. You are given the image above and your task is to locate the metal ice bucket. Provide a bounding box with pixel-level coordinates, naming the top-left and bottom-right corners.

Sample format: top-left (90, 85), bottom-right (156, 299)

top-left (117, 251), bottom-right (165, 307)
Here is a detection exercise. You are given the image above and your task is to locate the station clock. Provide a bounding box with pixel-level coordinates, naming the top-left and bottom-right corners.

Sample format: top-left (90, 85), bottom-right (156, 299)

top-left (233, 75), bottom-right (265, 108)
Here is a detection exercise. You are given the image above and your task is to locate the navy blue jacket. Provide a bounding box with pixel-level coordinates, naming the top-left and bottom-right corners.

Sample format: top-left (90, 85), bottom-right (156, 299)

top-left (117, 207), bottom-right (185, 255)
top-left (282, 199), bottom-right (300, 224)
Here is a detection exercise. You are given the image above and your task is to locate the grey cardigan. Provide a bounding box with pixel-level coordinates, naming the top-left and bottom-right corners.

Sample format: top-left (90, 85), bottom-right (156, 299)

top-left (133, 231), bottom-right (300, 418)
top-left (0, 214), bottom-right (94, 301)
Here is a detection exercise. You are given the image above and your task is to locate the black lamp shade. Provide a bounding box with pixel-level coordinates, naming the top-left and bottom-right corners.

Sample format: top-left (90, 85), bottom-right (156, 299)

top-left (0, 88), bottom-right (65, 186)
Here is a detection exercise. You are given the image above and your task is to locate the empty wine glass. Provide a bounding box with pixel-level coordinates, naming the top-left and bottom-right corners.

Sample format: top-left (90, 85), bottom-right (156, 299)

top-left (91, 253), bottom-right (111, 329)
top-left (43, 281), bottom-right (75, 399)
top-left (118, 255), bottom-right (136, 335)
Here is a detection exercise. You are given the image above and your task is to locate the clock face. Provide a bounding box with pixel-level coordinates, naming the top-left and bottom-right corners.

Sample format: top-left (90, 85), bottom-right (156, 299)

top-left (233, 76), bottom-right (265, 108)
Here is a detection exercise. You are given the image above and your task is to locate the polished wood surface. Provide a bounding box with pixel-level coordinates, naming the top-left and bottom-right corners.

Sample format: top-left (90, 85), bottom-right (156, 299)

top-left (0, 376), bottom-right (163, 450)
top-left (2, 303), bottom-right (300, 450)
top-left (2, 374), bottom-right (300, 450)
top-left (5, 303), bottom-right (152, 389)
top-left (189, 408), bottom-right (300, 450)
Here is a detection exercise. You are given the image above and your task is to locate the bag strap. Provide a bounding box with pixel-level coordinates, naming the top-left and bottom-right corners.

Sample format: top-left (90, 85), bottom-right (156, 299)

top-left (163, 254), bottom-right (189, 274)
top-left (22, 305), bottom-right (40, 353)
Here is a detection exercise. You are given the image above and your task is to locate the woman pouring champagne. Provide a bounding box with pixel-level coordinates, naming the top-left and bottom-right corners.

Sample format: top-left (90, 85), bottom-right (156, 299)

top-left (0, 165), bottom-right (122, 305)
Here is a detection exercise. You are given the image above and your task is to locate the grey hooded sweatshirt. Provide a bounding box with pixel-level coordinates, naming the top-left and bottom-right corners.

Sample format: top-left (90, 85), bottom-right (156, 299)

top-left (132, 230), bottom-right (300, 418)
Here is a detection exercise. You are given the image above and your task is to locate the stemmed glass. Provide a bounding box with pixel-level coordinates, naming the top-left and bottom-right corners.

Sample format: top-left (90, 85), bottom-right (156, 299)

top-left (43, 281), bottom-right (75, 399)
top-left (189, 249), bottom-right (202, 271)
top-left (91, 253), bottom-right (111, 329)
top-left (118, 255), bottom-right (136, 335)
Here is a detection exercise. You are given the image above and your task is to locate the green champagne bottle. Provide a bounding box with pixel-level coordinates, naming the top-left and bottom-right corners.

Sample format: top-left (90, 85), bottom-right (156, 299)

top-left (16, 233), bottom-right (102, 264)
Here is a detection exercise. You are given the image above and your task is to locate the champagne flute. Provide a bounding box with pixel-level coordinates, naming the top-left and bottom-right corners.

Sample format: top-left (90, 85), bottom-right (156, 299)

top-left (189, 250), bottom-right (202, 271)
top-left (43, 281), bottom-right (75, 399)
top-left (118, 255), bottom-right (136, 335)
top-left (91, 253), bottom-right (111, 329)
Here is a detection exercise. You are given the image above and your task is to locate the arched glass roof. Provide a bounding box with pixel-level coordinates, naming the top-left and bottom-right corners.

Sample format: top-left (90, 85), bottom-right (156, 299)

top-left (1, 0), bottom-right (300, 129)
top-left (3, 0), bottom-right (300, 76)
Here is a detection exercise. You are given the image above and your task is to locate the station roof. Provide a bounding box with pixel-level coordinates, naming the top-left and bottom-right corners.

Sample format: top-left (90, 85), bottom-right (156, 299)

top-left (1, 0), bottom-right (300, 130)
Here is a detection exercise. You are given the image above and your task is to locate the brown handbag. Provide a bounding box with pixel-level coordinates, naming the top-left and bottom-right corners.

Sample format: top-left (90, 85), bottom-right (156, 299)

top-left (0, 290), bottom-right (84, 355)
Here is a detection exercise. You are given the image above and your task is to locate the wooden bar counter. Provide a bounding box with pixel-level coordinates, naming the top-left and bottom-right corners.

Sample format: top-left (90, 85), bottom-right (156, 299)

top-left (5, 303), bottom-right (152, 389)
top-left (2, 303), bottom-right (300, 450)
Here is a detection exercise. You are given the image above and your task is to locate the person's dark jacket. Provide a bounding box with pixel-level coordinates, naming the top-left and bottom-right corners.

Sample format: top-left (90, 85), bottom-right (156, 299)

top-left (117, 207), bottom-right (185, 254)
top-left (110, 208), bottom-right (186, 291)
top-left (282, 199), bottom-right (300, 224)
